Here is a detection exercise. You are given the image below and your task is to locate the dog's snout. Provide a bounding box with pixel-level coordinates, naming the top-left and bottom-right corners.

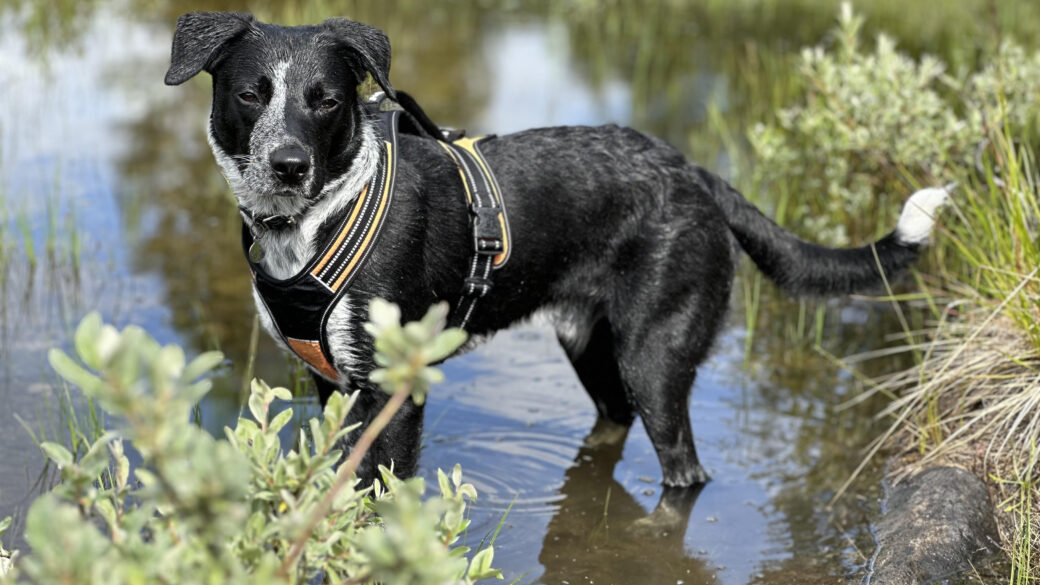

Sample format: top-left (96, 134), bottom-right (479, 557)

top-left (270, 145), bottom-right (311, 185)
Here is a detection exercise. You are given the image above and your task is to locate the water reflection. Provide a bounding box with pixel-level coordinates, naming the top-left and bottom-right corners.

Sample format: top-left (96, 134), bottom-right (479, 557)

top-left (539, 419), bottom-right (713, 585)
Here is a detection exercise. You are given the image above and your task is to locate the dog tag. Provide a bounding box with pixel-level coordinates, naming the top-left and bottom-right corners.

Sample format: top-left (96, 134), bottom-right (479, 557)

top-left (248, 241), bottom-right (265, 263)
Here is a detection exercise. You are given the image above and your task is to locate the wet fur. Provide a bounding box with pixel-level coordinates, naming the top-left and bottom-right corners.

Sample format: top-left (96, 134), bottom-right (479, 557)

top-left (166, 13), bottom-right (944, 486)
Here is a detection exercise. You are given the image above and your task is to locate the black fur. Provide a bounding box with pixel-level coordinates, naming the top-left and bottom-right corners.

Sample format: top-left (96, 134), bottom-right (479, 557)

top-left (166, 14), bottom-right (931, 487)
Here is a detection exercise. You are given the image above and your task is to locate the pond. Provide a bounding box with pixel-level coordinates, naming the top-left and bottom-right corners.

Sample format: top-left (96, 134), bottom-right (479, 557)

top-left (1, 1), bottom-right (1031, 583)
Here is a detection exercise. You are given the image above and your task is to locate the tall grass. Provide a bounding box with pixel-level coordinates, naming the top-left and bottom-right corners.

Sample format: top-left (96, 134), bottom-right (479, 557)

top-left (861, 131), bottom-right (1040, 578)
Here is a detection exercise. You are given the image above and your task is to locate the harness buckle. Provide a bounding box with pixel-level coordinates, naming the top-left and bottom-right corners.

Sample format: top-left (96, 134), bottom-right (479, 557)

top-left (463, 275), bottom-right (494, 297)
top-left (259, 215), bottom-right (297, 230)
top-left (471, 206), bottom-right (503, 256)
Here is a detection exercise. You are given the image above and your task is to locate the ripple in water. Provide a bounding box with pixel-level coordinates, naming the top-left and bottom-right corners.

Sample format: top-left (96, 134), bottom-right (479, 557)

top-left (425, 429), bottom-right (585, 515)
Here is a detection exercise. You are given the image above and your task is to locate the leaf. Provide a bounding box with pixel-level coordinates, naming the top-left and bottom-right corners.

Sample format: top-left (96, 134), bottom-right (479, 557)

top-left (451, 464), bottom-right (463, 489)
top-left (95, 325), bottom-right (123, 366)
top-left (155, 344), bottom-right (186, 380)
top-left (268, 407), bottom-right (293, 434)
top-left (467, 547), bottom-right (502, 580)
top-left (271, 386), bottom-right (293, 402)
top-left (367, 298), bottom-right (401, 331)
top-left (419, 301), bottom-right (449, 335)
top-left (425, 329), bottom-right (467, 363)
top-left (94, 498), bottom-right (117, 532)
top-left (181, 350), bottom-right (225, 383)
top-left (309, 419), bottom-right (326, 455)
top-left (437, 468), bottom-right (451, 497)
top-left (40, 442), bottom-right (73, 467)
top-left (248, 392), bottom-right (266, 427)
top-left (47, 349), bottom-right (100, 394)
top-left (79, 432), bottom-right (119, 477)
top-left (73, 312), bottom-right (103, 369)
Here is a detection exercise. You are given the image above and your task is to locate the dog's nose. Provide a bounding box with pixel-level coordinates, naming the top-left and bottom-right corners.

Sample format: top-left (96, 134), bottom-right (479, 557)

top-left (270, 145), bottom-right (310, 184)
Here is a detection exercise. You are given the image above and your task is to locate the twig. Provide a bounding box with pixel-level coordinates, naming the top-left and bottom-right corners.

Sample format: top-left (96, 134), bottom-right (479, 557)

top-left (277, 384), bottom-right (411, 579)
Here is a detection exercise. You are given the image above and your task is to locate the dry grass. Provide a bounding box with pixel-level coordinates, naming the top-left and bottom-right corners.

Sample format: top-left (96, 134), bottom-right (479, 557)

top-left (865, 305), bottom-right (1040, 579)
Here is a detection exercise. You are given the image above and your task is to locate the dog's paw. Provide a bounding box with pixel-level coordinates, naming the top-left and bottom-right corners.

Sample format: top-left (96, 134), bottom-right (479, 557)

top-left (896, 186), bottom-right (951, 245)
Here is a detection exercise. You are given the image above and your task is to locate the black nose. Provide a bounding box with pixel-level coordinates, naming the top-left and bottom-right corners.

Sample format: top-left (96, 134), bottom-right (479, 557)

top-left (270, 145), bottom-right (310, 185)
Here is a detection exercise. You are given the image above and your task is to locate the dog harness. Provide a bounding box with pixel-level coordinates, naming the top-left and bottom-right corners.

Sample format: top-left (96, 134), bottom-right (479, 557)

top-left (241, 98), bottom-right (510, 382)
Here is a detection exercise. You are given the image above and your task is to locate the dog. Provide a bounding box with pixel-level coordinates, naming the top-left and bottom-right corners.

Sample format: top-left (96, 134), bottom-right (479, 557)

top-left (165, 12), bottom-right (947, 487)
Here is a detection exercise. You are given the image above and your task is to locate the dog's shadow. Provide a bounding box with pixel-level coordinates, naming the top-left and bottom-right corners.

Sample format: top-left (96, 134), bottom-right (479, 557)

top-left (537, 419), bottom-right (715, 584)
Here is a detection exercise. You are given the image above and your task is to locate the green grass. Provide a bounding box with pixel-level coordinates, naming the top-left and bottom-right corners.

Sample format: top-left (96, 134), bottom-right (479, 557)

top-left (856, 130), bottom-right (1040, 579)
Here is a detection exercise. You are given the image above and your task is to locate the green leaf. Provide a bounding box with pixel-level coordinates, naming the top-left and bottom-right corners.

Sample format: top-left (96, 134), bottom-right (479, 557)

top-left (419, 301), bottom-right (449, 335)
top-left (437, 468), bottom-right (452, 496)
top-left (271, 386), bottom-right (293, 402)
top-left (451, 464), bottom-right (463, 489)
top-left (467, 547), bottom-right (502, 580)
top-left (248, 391), bottom-right (266, 427)
top-left (155, 344), bottom-right (186, 380)
top-left (268, 408), bottom-right (293, 434)
top-left (309, 419), bottom-right (326, 455)
top-left (181, 350), bottom-right (225, 383)
top-left (73, 311), bottom-right (103, 369)
top-left (425, 329), bottom-right (467, 363)
top-left (79, 432), bottom-right (119, 477)
top-left (94, 498), bottom-right (117, 532)
top-left (367, 298), bottom-right (401, 330)
top-left (47, 349), bottom-right (100, 394)
top-left (40, 442), bottom-right (73, 467)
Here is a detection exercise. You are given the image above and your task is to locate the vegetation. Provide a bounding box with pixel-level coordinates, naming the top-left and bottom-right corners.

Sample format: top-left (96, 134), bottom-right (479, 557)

top-left (0, 301), bottom-right (502, 585)
top-left (749, 3), bottom-right (1040, 245)
top-left (745, 4), bottom-right (1040, 578)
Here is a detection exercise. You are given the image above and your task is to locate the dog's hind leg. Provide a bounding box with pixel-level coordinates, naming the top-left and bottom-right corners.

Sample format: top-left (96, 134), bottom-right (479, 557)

top-left (610, 293), bottom-right (726, 487)
top-left (620, 356), bottom-right (709, 487)
top-left (559, 317), bottom-right (636, 429)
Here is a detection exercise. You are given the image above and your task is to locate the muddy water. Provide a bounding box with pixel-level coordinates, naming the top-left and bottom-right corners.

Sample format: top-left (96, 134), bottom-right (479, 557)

top-left (0, 1), bottom-right (1024, 583)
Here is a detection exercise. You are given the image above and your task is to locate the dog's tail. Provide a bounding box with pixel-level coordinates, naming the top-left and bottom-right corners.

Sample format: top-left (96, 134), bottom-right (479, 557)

top-left (699, 168), bottom-right (949, 296)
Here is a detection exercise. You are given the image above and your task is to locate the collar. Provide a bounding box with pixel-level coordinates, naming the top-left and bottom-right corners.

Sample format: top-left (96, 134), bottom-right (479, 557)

top-left (238, 205), bottom-right (303, 232)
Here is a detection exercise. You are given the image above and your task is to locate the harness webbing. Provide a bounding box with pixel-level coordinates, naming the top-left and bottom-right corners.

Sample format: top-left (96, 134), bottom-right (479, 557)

top-left (242, 95), bottom-right (512, 383)
top-left (242, 107), bottom-right (399, 382)
top-left (439, 137), bottom-right (511, 330)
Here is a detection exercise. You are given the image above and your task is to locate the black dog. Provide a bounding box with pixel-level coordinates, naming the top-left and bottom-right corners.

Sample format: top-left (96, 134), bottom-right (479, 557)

top-left (165, 12), bottom-right (946, 487)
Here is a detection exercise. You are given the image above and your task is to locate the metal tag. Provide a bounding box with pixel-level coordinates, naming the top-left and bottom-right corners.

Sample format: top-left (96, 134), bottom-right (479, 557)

top-left (248, 241), bottom-right (265, 263)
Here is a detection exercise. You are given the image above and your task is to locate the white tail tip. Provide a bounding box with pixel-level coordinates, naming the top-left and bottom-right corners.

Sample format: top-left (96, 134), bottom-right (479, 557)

top-left (896, 187), bottom-right (950, 245)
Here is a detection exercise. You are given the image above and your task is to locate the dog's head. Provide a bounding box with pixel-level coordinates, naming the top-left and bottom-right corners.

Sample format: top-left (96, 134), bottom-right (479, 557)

top-left (165, 12), bottom-right (393, 217)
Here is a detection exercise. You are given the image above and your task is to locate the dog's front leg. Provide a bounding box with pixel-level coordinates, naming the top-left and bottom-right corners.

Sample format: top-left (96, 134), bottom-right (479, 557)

top-left (345, 384), bottom-right (426, 483)
top-left (312, 373), bottom-right (425, 483)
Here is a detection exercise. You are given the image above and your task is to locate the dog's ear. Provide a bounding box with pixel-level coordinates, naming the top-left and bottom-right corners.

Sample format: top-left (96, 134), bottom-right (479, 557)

top-left (321, 18), bottom-right (396, 100)
top-left (165, 12), bottom-right (254, 86)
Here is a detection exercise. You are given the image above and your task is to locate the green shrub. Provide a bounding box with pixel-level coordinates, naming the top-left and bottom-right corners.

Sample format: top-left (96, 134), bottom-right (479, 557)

top-left (749, 2), bottom-right (1040, 245)
top-left (0, 301), bottom-right (500, 585)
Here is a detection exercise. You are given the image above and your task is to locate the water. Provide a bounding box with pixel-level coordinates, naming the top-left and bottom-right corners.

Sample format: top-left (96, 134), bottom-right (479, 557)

top-left (1, 1), bottom-right (1028, 583)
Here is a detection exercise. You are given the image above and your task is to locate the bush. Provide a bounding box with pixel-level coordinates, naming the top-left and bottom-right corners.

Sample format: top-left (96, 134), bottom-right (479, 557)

top-left (0, 301), bottom-right (501, 585)
top-left (749, 2), bottom-right (1040, 246)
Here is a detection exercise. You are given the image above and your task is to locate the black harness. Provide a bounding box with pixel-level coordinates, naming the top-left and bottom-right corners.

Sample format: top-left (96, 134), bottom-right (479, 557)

top-left (241, 97), bottom-right (510, 382)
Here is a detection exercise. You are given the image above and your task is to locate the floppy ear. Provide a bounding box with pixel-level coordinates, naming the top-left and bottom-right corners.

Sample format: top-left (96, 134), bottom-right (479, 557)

top-left (165, 12), bottom-right (254, 86)
top-left (321, 18), bottom-right (396, 100)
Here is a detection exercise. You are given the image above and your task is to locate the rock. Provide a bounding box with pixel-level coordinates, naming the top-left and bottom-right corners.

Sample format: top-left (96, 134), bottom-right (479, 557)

top-left (867, 466), bottom-right (1002, 585)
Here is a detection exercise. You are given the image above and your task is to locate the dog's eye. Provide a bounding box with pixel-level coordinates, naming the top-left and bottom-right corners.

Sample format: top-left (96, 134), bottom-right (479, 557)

top-left (318, 98), bottom-right (339, 111)
top-left (238, 92), bottom-right (259, 104)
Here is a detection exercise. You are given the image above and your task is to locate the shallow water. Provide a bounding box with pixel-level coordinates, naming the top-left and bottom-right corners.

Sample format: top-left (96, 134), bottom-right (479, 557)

top-left (0, 1), bottom-right (1028, 583)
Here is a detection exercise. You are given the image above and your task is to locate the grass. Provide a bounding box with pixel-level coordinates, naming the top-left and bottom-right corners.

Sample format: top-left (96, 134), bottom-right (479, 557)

top-left (849, 130), bottom-right (1040, 579)
top-left (697, 7), bottom-right (1040, 574)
